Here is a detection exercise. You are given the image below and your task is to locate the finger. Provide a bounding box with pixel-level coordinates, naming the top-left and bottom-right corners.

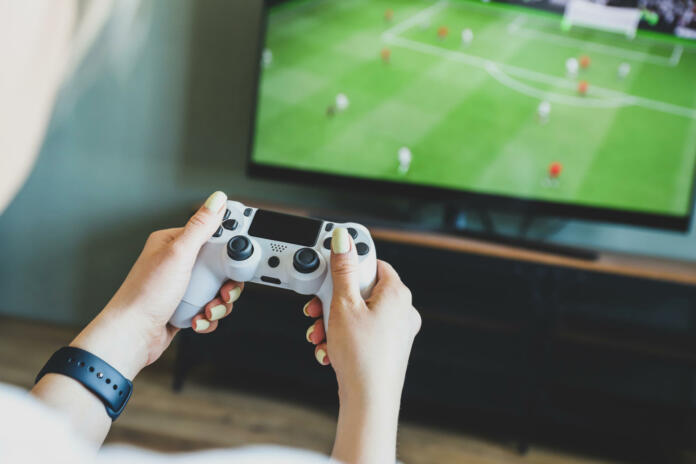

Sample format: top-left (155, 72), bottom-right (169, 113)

top-left (191, 314), bottom-right (219, 334)
top-left (302, 297), bottom-right (323, 318)
top-left (220, 280), bottom-right (244, 304)
top-left (330, 227), bottom-right (362, 306)
top-left (314, 343), bottom-right (330, 366)
top-left (368, 259), bottom-right (404, 301)
top-left (305, 319), bottom-right (326, 345)
top-left (175, 191), bottom-right (227, 257)
top-left (410, 306), bottom-right (423, 336)
top-left (204, 297), bottom-right (231, 322)
top-left (374, 260), bottom-right (402, 289)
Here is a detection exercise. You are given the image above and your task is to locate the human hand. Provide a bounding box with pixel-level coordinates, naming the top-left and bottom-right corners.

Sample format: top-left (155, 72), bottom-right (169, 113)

top-left (302, 227), bottom-right (421, 464)
top-left (302, 227), bottom-right (421, 406)
top-left (70, 191), bottom-right (244, 379)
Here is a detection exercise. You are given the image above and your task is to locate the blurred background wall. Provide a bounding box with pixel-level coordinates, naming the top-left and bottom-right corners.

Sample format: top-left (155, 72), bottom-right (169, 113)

top-left (1, 0), bottom-right (695, 325)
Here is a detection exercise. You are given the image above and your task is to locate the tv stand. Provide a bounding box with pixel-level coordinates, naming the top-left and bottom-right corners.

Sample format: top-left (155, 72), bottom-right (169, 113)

top-left (443, 206), bottom-right (599, 261)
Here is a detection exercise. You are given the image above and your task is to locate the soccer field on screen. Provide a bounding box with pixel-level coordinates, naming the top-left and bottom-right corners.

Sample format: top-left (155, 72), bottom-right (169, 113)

top-left (252, 0), bottom-right (696, 216)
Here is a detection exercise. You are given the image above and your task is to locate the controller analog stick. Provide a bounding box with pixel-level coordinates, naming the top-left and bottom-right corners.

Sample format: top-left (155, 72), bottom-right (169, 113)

top-left (293, 248), bottom-right (320, 274)
top-left (227, 236), bottom-right (253, 261)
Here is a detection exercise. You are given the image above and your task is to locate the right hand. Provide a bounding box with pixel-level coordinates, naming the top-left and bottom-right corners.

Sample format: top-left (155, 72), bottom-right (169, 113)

top-left (302, 227), bottom-right (421, 405)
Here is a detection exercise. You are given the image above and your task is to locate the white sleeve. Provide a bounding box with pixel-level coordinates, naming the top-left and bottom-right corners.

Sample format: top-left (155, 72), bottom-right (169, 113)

top-left (0, 383), bottom-right (334, 464)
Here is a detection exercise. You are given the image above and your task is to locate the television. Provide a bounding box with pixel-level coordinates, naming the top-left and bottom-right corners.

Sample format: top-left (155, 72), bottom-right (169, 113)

top-left (248, 0), bottom-right (696, 231)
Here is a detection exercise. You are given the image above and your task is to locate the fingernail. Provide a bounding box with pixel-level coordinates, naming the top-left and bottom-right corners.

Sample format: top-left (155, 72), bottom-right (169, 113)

top-left (302, 301), bottom-right (310, 317)
top-left (226, 287), bottom-right (242, 304)
top-left (315, 348), bottom-right (327, 365)
top-left (209, 305), bottom-right (227, 321)
top-left (331, 228), bottom-right (350, 254)
top-left (306, 324), bottom-right (315, 343)
top-left (194, 319), bottom-right (210, 332)
top-left (204, 191), bottom-right (226, 212)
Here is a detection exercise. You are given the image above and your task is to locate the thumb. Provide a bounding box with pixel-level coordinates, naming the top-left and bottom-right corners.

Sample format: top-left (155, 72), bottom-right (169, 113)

top-left (176, 191), bottom-right (227, 256)
top-left (330, 227), bottom-right (362, 306)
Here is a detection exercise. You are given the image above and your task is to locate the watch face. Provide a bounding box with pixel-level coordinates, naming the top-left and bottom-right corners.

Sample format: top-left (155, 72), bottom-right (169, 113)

top-left (248, 209), bottom-right (322, 247)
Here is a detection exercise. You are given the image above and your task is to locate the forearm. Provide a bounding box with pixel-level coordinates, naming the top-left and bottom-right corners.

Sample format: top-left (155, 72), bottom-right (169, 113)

top-left (332, 394), bottom-right (400, 464)
top-left (30, 308), bottom-right (149, 446)
top-left (32, 373), bottom-right (112, 446)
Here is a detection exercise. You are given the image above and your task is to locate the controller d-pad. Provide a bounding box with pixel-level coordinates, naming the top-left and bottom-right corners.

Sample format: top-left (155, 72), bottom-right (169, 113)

top-left (323, 237), bottom-right (331, 250)
top-left (223, 219), bottom-right (238, 231)
top-left (223, 209), bottom-right (231, 221)
top-left (356, 242), bottom-right (369, 256)
top-left (213, 226), bottom-right (223, 238)
top-left (293, 248), bottom-right (319, 274)
top-left (227, 236), bottom-right (253, 261)
top-left (348, 228), bottom-right (358, 239)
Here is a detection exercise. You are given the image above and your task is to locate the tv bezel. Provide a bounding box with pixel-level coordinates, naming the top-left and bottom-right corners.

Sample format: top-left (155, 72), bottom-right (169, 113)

top-left (246, 0), bottom-right (696, 232)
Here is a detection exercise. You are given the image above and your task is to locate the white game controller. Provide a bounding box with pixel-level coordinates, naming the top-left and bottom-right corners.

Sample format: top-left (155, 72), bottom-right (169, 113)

top-left (169, 201), bottom-right (377, 333)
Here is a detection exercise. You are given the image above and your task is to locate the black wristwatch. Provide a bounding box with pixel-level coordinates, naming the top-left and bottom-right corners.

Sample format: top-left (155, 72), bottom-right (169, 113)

top-left (35, 347), bottom-right (133, 420)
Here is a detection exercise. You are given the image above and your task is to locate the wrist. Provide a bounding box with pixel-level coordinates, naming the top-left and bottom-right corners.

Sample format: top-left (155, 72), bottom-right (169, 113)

top-left (334, 385), bottom-right (401, 464)
top-left (70, 308), bottom-right (150, 380)
top-left (338, 380), bottom-right (402, 411)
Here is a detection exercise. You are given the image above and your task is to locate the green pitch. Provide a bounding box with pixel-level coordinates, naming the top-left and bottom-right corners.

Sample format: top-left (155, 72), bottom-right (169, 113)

top-left (252, 0), bottom-right (696, 216)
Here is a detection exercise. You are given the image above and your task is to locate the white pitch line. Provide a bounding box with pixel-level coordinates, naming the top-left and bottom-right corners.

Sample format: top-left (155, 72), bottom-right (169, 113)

top-left (384, 35), bottom-right (696, 119)
top-left (670, 45), bottom-right (684, 66)
top-left (507, 15), bottom-right (526, 33)
top-left (382, 0), bottom-right (448, 40)
top-left (511, 27), bottom-right (678, 66)
top-left (486, 63), bottom-right (632, 108)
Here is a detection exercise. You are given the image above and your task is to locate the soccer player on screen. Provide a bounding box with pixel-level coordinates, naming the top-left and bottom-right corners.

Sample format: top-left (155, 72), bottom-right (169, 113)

top-left (565, 57), bottom-right (579, 78)
top-left (398, 147), bottom-right (412, 174)
top-left (461, 28), bottom-right (473, 46)
top-left (537, 101), bottom-right (551, 124)
top-left (381, 47), bottom-right (391, 63)
top-left (578, 80), bottom-right (588, 96)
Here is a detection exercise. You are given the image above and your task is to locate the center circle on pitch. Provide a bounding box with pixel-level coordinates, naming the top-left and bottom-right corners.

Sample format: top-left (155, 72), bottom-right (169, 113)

top-left (293, 248), bottom-right (319, 274)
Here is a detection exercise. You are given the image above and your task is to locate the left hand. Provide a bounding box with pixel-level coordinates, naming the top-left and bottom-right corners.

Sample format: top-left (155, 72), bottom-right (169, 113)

top-left (70, 191), bottom-right (244, 379)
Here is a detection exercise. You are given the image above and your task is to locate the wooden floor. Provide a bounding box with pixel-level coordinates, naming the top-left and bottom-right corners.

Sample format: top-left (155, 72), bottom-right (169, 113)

top-left (0, 316), bottom-right (616, 464)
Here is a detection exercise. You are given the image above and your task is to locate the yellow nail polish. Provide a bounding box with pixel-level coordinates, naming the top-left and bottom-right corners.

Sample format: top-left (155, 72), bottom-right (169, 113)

top-left (226, 287), bottom-right (242, 304)
top-left (204, 191), bottom-right (227, 212)
top-left (315, 349), bottom-right (327, 365)
top-left (194, 319), bottom-right (210, 332)
top-left (302, 301), bottom-right (310, 317)
top-left (331, 228), bottom-right (350, 254)
top-left (209, 305), bottom-right (227, 321)
top-left (306, 324), bottom-right (315, 343)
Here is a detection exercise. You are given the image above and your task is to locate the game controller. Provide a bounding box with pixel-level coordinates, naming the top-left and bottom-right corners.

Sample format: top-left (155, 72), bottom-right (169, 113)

top-left (169, 201), bottom-right (377, 333)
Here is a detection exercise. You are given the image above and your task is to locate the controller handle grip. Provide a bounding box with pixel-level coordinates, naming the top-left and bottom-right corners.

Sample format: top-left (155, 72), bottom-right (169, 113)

top-left (169, 244), bottom-right (226, 329)
top-left (315, 259), bottom-right (377, 335)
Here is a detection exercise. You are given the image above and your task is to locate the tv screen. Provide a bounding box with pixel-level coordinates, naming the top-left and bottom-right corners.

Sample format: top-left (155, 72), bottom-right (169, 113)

top-left (249, 0), bottom-right (696, 230)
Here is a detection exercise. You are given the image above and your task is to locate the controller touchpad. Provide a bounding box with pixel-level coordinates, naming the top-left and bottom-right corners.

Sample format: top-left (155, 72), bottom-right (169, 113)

top-left (248, 209), bottom-right (322, 247)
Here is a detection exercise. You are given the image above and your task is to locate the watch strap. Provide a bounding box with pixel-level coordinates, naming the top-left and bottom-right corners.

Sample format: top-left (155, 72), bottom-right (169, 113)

top-left (35, 346), bottom-right (133, 420)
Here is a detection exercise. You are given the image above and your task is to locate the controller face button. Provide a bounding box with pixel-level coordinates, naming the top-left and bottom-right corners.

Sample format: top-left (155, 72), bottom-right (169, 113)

top-left (293, 248), bottom-right (320, 273)
top-left (268, 256), bottom-right (280, 268)
top-left (261, 276), bottom-right (281, 285)
top-left (223, 209), bottom-right (231, 221)
top-left (324, 223), bottom-right (334, 232)
top-left (348, 227), bottom-right (358, 239)
top-left (223, 219), bottom-right (238, 231)
top-left (227, 236), bottom-right (254, 261)
top-left (356, 242), bottom-right (369, 256)
top-left (213, 226), bottom-right (223, 238)
top-left (244, 208), bottom-right (253, 217)
top-left (323, 237), bottom-right (331, 250)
